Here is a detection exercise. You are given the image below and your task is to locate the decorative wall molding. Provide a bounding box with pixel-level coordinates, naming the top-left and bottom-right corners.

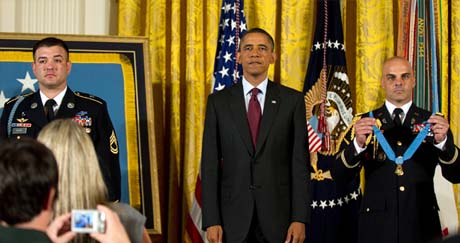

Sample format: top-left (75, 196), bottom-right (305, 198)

top-left (17, 0), bottom-right (83, 34)
top-left (0, 0), bottom-right (114, 35)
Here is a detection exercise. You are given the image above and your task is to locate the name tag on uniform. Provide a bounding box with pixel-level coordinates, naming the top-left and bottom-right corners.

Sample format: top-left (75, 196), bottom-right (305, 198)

top-left (12, 127), bottom-right (27, 134)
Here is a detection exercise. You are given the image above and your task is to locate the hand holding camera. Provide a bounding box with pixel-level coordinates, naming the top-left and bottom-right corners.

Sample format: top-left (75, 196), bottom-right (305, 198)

top-left (89, 205), bottom-right (131, 243)
top-left (47, 205), bottom-right (130, 243)
top-left (47, 212), bottom-right (77, 243)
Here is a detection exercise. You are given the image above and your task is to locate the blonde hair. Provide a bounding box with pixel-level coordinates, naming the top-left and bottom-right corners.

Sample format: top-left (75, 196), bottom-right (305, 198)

top-left (38, 119), bottom-right (107, 242)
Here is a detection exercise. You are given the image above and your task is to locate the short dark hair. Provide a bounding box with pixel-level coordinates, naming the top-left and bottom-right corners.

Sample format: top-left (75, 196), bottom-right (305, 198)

top-left (239, 27), bottom-right (275, 51)
top-left (32, 37), bottom-right (70, 61)
top-left (0, 138), bottom-right (58, 225)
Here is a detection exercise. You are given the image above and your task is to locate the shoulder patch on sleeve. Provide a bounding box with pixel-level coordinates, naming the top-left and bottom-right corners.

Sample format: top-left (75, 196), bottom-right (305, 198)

top-left (5, 92), bottom-right (34, 105)
top-left (74, 91), bottom-right (104, 105)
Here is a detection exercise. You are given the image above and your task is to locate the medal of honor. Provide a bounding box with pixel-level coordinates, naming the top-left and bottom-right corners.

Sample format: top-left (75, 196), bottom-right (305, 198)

top-left (395, 165), bottom-right (404, 176)
top-left (369, 111), bottom-right (431, 178)
top-left (395, 156), bottom-right (404, 176)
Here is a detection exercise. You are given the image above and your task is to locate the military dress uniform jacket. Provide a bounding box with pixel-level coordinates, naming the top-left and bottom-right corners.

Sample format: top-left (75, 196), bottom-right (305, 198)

top-left (332, 104), bottom-right (460, 243)
top-left (0, 88), bottom-right (121, 201)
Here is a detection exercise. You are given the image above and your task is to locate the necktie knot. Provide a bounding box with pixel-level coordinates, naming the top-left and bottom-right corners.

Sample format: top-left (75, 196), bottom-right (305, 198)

top-left (393, 108), bottom-right (403, 126)
top-left (44, 99), bottom-right (57, 121)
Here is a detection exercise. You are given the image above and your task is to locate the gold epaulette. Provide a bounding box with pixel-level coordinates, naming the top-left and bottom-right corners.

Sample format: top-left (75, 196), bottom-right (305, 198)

top-left (74, 91), bottom-right (104, 105)
top-left (5, 92), bottom-right (34, 105)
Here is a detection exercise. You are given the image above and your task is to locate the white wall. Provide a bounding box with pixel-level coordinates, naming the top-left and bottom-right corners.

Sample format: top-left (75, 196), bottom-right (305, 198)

top-left (0, 0), bottom-right (117, 35)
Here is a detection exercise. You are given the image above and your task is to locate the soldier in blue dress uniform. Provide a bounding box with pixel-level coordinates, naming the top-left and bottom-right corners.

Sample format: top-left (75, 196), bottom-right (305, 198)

top-left (0, 37), bottom-right (120, 201)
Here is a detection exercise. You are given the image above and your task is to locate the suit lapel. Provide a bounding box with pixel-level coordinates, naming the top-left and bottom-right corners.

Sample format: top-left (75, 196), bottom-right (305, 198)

top-left (377, 104), bottom-right (422, 128)
top-left (26, 93), bottom-right (48, 128)
top-left (255, 81), bottom-right (279, 154)
top-left (404, 104), bottom-right (421, 127)
top-left (375, 105), bottom-right (393, 129)
top-left (55, 88), bottom-right (77, 119)
top-left (229, 83), bottom-right (253, 154)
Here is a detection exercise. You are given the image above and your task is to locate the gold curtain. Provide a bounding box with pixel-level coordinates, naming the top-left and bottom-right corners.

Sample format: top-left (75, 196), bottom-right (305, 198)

top-left (118, 0), bottom-right (460, 242)
top-left (451, 0), bottom-right (460, 217)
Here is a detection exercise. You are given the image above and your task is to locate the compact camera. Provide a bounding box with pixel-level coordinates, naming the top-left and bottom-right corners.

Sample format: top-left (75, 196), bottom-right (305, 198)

top-left (71, 209), bottom-right (106, 233)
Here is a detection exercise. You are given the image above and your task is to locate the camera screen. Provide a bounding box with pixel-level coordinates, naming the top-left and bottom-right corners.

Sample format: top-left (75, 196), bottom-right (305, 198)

top-left (71, 210), bottom-right (105, 233)
top-left (74, 212), bottom-right (94, 229)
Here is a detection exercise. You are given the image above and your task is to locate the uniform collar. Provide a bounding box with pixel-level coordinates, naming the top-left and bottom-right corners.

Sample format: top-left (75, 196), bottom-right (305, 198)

top-left (39, 86), bottom-right (67, 110)
top-left (385, 100), bottom-right (412, 116)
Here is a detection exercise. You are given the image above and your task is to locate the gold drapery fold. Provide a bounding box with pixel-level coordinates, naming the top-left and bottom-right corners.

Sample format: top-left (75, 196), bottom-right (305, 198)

top-left (440, 0), bottom-right (449, 116)
top-left (451, 0), bottom-right (460, 148)
top-left (451, 0), bottom-right (460, 216)
top-left (277, 0), bottom-right (315, 90)
top-left (354, 0), bottom-right (395, 113)
top-left (118, 0), bottom-right (145, 36)
top-left (118, 1), bottom-right (460, 242)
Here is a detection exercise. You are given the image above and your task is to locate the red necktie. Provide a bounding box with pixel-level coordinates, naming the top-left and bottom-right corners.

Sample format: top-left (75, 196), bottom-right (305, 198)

top-left (248, 88), bottom-right (261, 147)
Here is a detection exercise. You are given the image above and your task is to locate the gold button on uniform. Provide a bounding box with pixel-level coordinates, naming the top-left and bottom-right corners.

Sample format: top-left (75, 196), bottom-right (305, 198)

top-left (399, 186), bottom-right (405, 192)
top-left (397, 141), bottom-right (402, 146)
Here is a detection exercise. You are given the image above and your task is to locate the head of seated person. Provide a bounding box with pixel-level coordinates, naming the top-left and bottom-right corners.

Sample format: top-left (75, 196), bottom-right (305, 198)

top-left (0, 137), bottom-right (58, 232)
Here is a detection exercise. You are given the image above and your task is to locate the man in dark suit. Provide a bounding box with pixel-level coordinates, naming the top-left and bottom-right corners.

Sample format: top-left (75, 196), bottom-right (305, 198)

top-left (332, 56), bottom-right (460, 243)
top-left (201, 28), bottom-right (311, 243)
top-left (0, 37), bottom-right (120, 201)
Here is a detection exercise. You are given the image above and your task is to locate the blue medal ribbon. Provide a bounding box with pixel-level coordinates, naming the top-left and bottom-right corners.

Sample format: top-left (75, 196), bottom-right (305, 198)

top-left (369, 111), bottom-right (431, 166)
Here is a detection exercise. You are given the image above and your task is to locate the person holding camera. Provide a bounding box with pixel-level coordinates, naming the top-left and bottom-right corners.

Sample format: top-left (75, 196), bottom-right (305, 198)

top-left (37, 119), bottom-right (151, 243)
top-left (0, 138), bottom-right (130, 243)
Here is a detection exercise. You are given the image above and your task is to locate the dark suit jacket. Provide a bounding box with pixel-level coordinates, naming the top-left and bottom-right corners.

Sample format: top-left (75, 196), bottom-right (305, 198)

top-left (332, 104), bottom-right (460, 243)
top-left (200, 81), bottom-right (311, 243)
top-left (0, 88), bottom-right (121, 201)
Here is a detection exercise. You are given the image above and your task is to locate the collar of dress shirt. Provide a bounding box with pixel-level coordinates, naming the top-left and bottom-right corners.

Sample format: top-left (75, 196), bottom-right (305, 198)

top-left (40, 86), bottom-right (67, 111)
top-left (242, 76), bottom-right (268, 96)
top-left (385, 100), bottom-right (412, 118)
